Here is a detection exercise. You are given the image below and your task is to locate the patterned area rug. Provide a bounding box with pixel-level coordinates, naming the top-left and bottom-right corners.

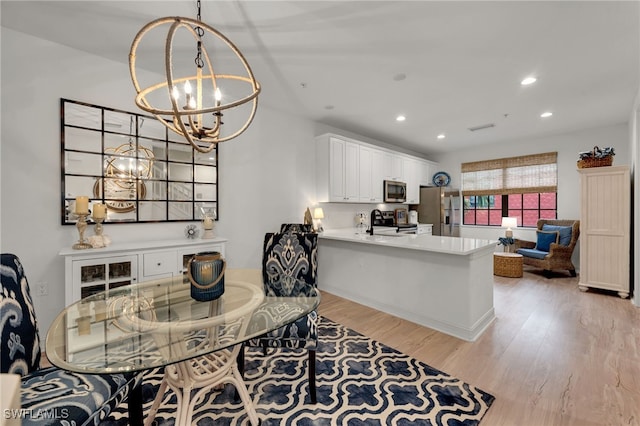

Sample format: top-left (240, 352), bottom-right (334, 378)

top-left (103, 317), bottom-right (494, 425)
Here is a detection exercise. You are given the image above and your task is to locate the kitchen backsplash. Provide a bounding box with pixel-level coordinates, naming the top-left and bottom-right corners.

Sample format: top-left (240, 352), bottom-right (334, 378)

top-left (318, 202), bottom-right (411, 229)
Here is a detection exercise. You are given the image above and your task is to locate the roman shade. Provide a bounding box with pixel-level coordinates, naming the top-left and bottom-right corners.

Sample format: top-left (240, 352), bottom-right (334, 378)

top-left (461, 152), bottom-right (557, 196)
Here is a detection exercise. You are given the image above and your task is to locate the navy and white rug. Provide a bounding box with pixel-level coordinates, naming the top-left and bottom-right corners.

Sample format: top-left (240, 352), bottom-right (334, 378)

top-left (104, 317), bottom-right (494, 425)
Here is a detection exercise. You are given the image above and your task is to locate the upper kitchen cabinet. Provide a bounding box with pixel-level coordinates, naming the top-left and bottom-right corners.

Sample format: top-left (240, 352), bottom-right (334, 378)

top-left (359, 144), bottom-right (385, 203)
top-left (402, 157), bottom-right (419, 204)
top-left (316, 133), bottom-right (438, 204)
top-left (403, 158), bottom-right (438, 204)
top-left (316, 134), bottom-right (359, 202)
top-left (418, 160), bottom-right (436, 187)
top-left (383, 152), bottom-right (404, 181)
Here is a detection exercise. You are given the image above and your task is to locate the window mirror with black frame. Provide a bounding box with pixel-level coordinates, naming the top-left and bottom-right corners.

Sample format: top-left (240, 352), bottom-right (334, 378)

top-left (61, 99), bottom-right (218, 225)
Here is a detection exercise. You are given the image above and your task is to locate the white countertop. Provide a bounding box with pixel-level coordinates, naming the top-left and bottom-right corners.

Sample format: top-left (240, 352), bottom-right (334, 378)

top-left (319, 228), bottom-right (496, 256)
top-left (59, 237), bottom-right (228, 256)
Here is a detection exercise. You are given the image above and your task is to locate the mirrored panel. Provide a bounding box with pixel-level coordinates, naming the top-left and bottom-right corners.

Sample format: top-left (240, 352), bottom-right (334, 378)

top-left (168, 163), bottom-right (192, 181)
top-left (195, 183), bottom-right (216, 201)
top-left (65, 127), bottom-right (102, 153)
top-left (139, 202), bottom-right (167, 221)
top-left (195, 165), bottom-right (217, 183)
top-left (61, 99), bottom-right (218, 224)
top-left (168, 202), bottom-right (194, 220)
top-left (65, 152), bottom-right (102, 176)
top-left (169, 182), bottom-right (193, 201)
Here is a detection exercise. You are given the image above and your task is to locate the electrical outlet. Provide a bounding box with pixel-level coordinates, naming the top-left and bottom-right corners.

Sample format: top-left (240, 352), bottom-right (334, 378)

top-left (37, 282), bottom-right (48, 297)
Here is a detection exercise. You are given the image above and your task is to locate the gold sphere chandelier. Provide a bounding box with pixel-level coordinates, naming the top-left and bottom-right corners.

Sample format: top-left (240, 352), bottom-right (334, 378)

top-left (129, 0), bottom-right (261, 153)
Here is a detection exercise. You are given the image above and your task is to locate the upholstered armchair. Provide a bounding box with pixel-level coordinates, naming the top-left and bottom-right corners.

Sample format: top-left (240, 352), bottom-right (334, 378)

top-left (1, 253), bottom-right (137, 425)
top-left (514, 220), bottom-right (580, 278)
top-left (242, 226), bottom-right (319, 403)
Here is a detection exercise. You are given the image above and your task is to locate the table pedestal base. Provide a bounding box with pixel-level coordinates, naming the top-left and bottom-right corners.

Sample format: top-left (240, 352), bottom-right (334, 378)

top-left (145, 345), bottom-right (259, 426)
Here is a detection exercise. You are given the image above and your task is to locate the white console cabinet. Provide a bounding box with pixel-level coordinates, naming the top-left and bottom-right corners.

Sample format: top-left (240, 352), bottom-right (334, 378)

top-left (60, 238), bottom-right (227, 305)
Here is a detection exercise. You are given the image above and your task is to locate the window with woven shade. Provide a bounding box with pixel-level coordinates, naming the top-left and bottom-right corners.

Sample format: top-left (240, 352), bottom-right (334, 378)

top-left (461, 152), bottom-right (558, 227)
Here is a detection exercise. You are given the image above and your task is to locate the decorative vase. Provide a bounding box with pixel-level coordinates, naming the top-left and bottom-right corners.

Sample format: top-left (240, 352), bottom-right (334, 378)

top-left (187, 251), bottom-right (226, 301)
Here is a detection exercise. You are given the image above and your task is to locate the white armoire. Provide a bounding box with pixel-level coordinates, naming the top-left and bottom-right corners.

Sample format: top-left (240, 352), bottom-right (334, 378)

top-left (578, 165), bottom-right (630, 298)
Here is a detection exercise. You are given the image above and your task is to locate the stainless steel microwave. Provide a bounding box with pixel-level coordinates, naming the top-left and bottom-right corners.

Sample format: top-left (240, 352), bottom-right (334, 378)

top-left (384, 180), bottom-right (406, 203)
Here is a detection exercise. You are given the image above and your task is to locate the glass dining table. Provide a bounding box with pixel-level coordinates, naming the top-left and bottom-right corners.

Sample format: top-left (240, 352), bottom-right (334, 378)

top-left (46, 271), bottom-right (320, 426)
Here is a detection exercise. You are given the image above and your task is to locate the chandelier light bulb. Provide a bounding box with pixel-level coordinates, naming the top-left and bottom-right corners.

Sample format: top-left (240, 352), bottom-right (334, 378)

top-left (172, 86), bottom-right (180, 100)
top-left (184, 80), bottom-right (192, 94)
top-left (214, 87), bottom-right (222, 102)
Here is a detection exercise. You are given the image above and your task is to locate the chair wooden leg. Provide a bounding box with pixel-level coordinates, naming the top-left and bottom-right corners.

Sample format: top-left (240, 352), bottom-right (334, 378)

top-left (308, 350), bottom-right (317, 404)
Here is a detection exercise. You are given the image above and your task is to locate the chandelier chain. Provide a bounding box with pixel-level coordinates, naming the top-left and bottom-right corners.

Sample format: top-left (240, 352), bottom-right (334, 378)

top-left (194, 0), bottom-right (205, 68)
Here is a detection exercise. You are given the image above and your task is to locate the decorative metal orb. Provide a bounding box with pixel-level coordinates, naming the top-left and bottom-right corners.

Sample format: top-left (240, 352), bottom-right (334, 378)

top-left (129, 16), bottom-right (261, 153)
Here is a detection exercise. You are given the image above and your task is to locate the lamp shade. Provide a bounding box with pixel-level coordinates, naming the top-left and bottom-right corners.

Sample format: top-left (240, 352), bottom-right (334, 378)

top-left (313, 208), bottom-right (325, 219)
top-left (501, 217), bottom-right (518, 229)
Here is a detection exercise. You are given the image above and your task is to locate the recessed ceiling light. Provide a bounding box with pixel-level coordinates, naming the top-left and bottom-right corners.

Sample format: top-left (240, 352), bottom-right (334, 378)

top-left (437, 134), bottom-right (445, 139)
top-left (396, 115), bottom-right (406, 122)
top-left (521, 77), bottom-right (537, 85)
top-left (393, 73), bottom-right (407, 81)
top-left (540, 111), bottom-right (553, 118)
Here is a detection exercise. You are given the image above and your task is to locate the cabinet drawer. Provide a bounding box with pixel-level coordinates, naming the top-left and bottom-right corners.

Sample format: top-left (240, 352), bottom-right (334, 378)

top-left (143, 251), bottom-right (176, 277)
top-left (177, 244), bottom-right (225, 274)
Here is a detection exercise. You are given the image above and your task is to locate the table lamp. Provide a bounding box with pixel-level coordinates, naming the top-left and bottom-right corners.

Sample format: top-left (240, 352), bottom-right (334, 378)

top-left (313, 208), bottom-right (325, 233)
top-left (501, 217), bottom-right (518, 238)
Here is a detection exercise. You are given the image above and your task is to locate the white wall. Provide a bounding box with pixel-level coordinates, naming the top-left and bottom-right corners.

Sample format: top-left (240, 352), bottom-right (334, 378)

top-left (0, 28), bottom-right (316, 339)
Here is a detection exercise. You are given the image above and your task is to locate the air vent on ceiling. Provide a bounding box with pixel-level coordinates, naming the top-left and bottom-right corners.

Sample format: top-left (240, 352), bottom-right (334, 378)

top-left (468, 123), bottom-right (495, 132)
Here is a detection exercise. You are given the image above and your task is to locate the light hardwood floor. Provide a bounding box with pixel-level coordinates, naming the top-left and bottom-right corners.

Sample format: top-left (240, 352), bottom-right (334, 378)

top-left (318, 268), bottom-right (640, 426)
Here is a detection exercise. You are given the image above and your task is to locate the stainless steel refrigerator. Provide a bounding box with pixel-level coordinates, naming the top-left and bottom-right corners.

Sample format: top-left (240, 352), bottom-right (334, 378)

top-left (415, 187), bottom-right (461, 236)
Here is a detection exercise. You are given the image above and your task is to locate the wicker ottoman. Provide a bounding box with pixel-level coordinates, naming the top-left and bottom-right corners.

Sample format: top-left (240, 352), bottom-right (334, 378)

top-left (493, 253), bottom-right (523, 278)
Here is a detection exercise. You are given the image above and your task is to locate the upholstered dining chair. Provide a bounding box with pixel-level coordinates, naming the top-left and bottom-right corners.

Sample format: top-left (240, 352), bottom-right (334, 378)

top-left (514, 219), bottom-right (580, 278)
top-left (0, 253), bottom-right (137, 426)
top-left (241, 226), bottom-right (319, 404)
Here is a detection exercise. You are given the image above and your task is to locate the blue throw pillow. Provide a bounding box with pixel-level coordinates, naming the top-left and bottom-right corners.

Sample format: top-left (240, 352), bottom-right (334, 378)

top-left (536, 230), bottom-right (559, 252)
top-left (541, 225), bottom-right (572, 246)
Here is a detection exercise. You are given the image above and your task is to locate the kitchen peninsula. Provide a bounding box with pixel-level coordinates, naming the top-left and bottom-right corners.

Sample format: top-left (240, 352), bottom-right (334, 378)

top-left (318, 229), bottom-right (497, 341)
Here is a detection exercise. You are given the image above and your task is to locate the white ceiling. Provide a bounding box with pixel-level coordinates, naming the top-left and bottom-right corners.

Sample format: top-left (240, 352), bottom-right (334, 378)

top-left (2, 1), bottom-right (639, 155)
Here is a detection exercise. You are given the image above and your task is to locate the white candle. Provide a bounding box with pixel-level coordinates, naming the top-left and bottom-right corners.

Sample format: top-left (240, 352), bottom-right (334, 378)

top-left (203, 217), bottom-right (214, 230)
top-left (93, 203), bottom-right (106, 219)
top-left (75, 196), bottom-right (89, 215)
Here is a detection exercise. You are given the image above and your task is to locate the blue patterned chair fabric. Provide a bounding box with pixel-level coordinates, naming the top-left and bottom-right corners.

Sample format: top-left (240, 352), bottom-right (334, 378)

top-left (1, 253), bottom-right (136, 426)
top-left (244, 228), bottom-right (319, 403)
top-left (280, 223), bottom-right (314, 234)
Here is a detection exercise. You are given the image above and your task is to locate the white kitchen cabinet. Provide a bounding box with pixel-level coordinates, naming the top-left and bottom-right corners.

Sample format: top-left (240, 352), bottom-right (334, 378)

top-left (358, 145), bottom-right (385, 203)
top-left (61, 238), bottom-right (227, 305)
top-left (402, 157), bottom-right (420, 204)
top-left (371, 149), bottom-right (385, 201)
top-left (383, 152), bottom-right (404, 181)
top-left (418, 160), bottom-right (435, 186)
top-left (317, 135), bottom-right (359, 202)
top-left (578, 165), bottom-right (630, 298)
top-left (316, 133), bottom-right (438, 204)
